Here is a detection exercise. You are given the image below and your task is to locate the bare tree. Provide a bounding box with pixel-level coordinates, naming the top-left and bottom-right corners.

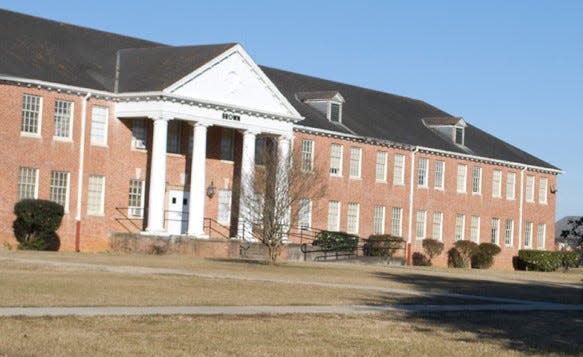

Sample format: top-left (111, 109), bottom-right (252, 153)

top-left (561, 217), bottom-right (583, 253)
top-left (238, 136), bottom-right (327, 265)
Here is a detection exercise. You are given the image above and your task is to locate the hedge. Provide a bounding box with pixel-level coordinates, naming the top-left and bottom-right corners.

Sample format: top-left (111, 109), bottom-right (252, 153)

top-left (313, 230), bottom-right (359, 252)
top-left (365, 235), bottom-right (404, 257)
top-left (515, 250), bottom-right (581, 272)
top-left (13, 199), bottom-right (63, 251)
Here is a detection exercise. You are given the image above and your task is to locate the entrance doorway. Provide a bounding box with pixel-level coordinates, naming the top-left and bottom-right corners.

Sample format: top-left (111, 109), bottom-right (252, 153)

top-left (167, 190), bottom-right (189, 235)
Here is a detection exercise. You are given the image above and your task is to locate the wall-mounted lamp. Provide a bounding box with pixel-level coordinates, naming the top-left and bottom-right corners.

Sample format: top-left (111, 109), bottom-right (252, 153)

top-left (207, 181), bottom-right (217, 198)
top-left (550, 186), bottom-right (558, 194)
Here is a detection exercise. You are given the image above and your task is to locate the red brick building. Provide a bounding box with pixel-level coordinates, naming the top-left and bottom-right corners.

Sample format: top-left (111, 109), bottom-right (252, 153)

top-left (0, 10), bottom-right (560, 267)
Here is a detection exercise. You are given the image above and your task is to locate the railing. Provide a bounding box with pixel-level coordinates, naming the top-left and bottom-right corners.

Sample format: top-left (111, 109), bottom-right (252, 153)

top-left (114, 207), bottom-right (145, 233)
top-left (203, 217), bottom-right (231, 239)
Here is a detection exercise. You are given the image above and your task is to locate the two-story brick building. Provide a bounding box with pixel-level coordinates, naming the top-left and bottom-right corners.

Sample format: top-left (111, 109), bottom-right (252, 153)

top-left (0, 9), bottom-right (560, 267)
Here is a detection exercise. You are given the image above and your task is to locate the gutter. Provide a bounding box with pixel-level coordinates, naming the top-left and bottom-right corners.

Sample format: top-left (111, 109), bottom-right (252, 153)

top-left (75, 93), bottom-right (92, 252)
top-left (407, 147), bottom-right (420, 245)
top-left (517, 166), bottom-right (527, 250)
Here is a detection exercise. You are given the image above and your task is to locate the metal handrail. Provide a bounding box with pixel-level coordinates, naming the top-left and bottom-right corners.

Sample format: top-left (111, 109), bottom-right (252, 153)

top-left (203, 217), bottom-right (231, 239)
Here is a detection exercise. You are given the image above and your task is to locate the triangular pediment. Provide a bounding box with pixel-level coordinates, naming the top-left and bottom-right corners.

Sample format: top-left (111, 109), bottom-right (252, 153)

top-left (164, 45), bottom-right (301, 119)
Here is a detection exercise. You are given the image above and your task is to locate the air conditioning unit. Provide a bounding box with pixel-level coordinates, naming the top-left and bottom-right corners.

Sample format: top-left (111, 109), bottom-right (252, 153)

top-left (128, 207), bottom-right (143, 218)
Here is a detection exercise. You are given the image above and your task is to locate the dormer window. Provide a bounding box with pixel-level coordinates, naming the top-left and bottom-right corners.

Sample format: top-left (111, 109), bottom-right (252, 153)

top-left (423, 116), bottom-right (467, 147)
top-left (297, 91), bottom-right (345, 124)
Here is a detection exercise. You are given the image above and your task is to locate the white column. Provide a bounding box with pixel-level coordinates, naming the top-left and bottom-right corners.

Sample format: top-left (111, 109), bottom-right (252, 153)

top-left (277, 135), bottom-right (291, 240)
top-left (145, 116), bottom-right (170, 234)
top-left (237, 130), bottom-right (257, 240)
top-left (188, 122), bottom-right (209, 237)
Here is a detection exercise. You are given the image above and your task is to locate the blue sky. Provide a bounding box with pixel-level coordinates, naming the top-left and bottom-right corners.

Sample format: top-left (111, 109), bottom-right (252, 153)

top-left (3, 1), bottom-right (582, 219)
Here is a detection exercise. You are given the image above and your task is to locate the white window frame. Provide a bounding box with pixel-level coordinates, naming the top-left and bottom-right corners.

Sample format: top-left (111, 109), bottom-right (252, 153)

top-left (391, 207), bottom-right (403, 237)
top-left (416, 210), bottom-right (427, 239)
top-left (21, 94), bottom-right (42, 136)
top-left (375, 151), bottom-right (387, 182)
top-left (50, 170), bottom-right (70, 212)
top-left (301, 140), bottom-right (314, 172)
top-left (349, 147), bottom-right (362, 179)
top-left (373, 205), bottom-right (385, 235)
top-left (417, 157), bottom-right (428, 188)
top-left (434, 160), bottom-right (445, 190)
top-left (432, 212), bottom-right (443, 241)
top-left (327, 201), bottom-right (341, 231)
top-left (525, 175), bottom-right (535, 203)
top-left (329, 143), bottom-right (343, 176)
top-left (131, 119), bottom-right (148, 150)
top-left (456, 164), bottom-right (467, 193)
top-left (472, 167), bottom-right (482, 194)
top-left (18, 167), bottom-right (39, 200)
top-left (53, 100), bottom-right (73, 140)
top-left (329, 102), bottom-right (342, 123)
top-left (346, 203), bottom-right (360, 234)
top-left (298, 198), bottom-right (312, 230)
top-left (455, 214), bottom-right (465, 241)
top-left (492, 170), bottom-right (502, 198)
top-left (539, 177), bottom-right (548, 205)
top-left (537, 223), bottom-right (546, 249)
top-left (90, 106), bottom-right (108, 146)
top-left (393, 154), bottom-right (405, 186)
top-left (87, 175), bottom-right (105, 215)
top-left (470, 215), bottom-right (480, 243)
top-left (504, 219), bottom-right (514, 247)
top-left (128, 179), bottom-right (145, 218)
top-left (217, 189), bottom-right (232, 225)
top-left (491, 218), bottom-right (500, 245)
top-left (524, 221), bottom-right (533, 248)
top-left (506, 172), bottom-right (516, 200)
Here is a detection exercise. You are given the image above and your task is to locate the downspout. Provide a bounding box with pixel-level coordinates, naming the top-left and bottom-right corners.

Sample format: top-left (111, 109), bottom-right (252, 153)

top-left (517, 166), bottom-right (527, 250)
top-left (406, 147), bottom-right (419, 264)
top-left (75, 93), bottom-right (92, 252)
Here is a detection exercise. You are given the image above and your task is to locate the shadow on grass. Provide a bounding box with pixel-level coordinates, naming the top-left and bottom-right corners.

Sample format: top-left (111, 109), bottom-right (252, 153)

top-left (205, 257), bottom-right (269, 266)
top-left (369, 271), bottom-right (583, 354)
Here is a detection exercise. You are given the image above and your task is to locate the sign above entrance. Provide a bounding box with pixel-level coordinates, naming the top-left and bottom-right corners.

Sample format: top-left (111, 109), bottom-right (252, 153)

top-left (222, 112), bottom-right (241, 121)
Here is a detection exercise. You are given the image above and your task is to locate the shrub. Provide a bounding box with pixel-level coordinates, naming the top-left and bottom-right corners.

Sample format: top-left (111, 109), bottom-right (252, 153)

top-left (13, 199), bottom-right (63, 251)
top-left (516, 250), bottom-right (581, 272)
top-left (447, 247), bottom-right (466, 268)
top-left (314, 230), bottom-right (359, 252)
top-left (422, 239), bottom-right (444, 265)
top-left (412, 252), bottom-right (430, 266)
top-left (366, 235), bottom-right (404, 257)
top-left (471, 243), bottom-right (502, 269)
top-left (454, 240), bottom-right (478, 267)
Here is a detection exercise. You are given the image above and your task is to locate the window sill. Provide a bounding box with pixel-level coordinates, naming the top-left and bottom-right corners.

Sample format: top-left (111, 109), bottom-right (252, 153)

top-left (434, 187), bottom-right (444, 191)
top-left (375, 180), bottom-right (387, 184)
top-left (349, 176), bottom-right (362, 180)
top-left (20, 132), bottom-right (42, 139)
top-left (131, 147), bottom-right (148, 152)
top-left (418, 186), bottom-right (428, 189)
top-left (53, 137), bottom-right (73, 143)
top-left (330, 174), bottom-right (343, 178)
top-left (87, 212), bottom-right (105, 217)
top-left (220, 160), bottom-right (235, 164)
top-left (91, 143), bottom-right (108, 148)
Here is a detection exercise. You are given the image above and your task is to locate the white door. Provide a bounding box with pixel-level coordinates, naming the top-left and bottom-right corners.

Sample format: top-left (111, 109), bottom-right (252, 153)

top-left (167, 190), bottom-right (189, 235)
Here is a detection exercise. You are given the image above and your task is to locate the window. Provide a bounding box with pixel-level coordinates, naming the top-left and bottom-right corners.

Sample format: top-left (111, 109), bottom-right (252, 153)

top-left (470, 216), bottom-right (480, 243)
top-left (375, 151), bottom-right (387, 182)
top-left (50, 171), bottom-right (70, 211)
top-left (537, 223), bottom-right (546, 249)
top-left (506, 172), bottom-right (516, 200)
top-left (455, 127), bottom-right (464, 145)
top-left (505, 219), bottom-right (514, 246)
top-left (346, 203), bottom-right (359, 234)
top-left (418, 158), bottom-right (428, 187)
top-left (456, 164), bottom-right (467, 193)
top-left (434, 161), bottom-right (444, 190)
top-left (128, 179), bottom-right (144, 218)
top-left (53, 100), bottom-right (73, 139)
top-left (255, 137), bottom-right (269, 165)
top-left (330, 102), bottom-right (341, 122)
top-left (220, 128), bottom-right (235, 161)
top-left (301, 140), bottom-right (314, 172)
top-left (21, 94), bottom-right (42, 135)
top-left (327, 201), bottom-right (340, 231)
top-left (472, 167), bottom-right (482, 194)
top-left (524, 221), bottom-right (533, 248)
top-left (18, 167), bottom-right (38, 200)
top-left (349, 147), bottom-right (362, 178)
top-left (393, 154), bottom-right (405, 185)
top-left (132, 119), bottom-right (147, 149)
top-left (525, 175), bottom-right (535, 203)
top-left (455, 214), bottom-right (465, 240)
top-left (492, 170), bottom-right (502, 198)
top-left (373, 205), bottom-right (385, 234)
top-left (218, 189), bottom-right (232, 225)
top-left (539, 177), bottom-right (548, 204)
top-left (329, 144), bottom-right (343, 176)
top-left (90, 106), bottom-right (108, 145)
top-left (166, 120), bottom-right (181, 154)
top-left (491, 218), bottom-right (500, 245)
top-left (432, 212), bottom-right (443, 241)
top-left (87, 175), bottom-right (105, 215)
top-left (298, 198), bottom-right (312, 230)
top-left (391, 207), bottom-right (403, 237)
top-left (416, 210), bottom-right (427, 239)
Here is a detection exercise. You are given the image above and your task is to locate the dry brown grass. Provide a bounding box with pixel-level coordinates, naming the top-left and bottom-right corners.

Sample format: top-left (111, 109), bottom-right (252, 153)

top-left (0, 312), bottom-right (581, 356)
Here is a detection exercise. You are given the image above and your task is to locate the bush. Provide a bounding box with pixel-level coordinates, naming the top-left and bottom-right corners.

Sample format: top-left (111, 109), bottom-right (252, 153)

top-left (447, 247), bottom-right (466, 268)
top-left (365, 235), bottom-right (404, 257)
top-left (516, 250), bottom-right (581, 272)
top-left (422, 239), bottom-right (444, 265)
top-left (454, 240), bottom-right (478, 267)
top-left (314, 230), bottom-right (359, 252)
top-left (13, 199), bottom-right (63, 251)
top-left (412, 252), bottom-right (430, 266)
top-left (470, 243), bottom-right (502, 269)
